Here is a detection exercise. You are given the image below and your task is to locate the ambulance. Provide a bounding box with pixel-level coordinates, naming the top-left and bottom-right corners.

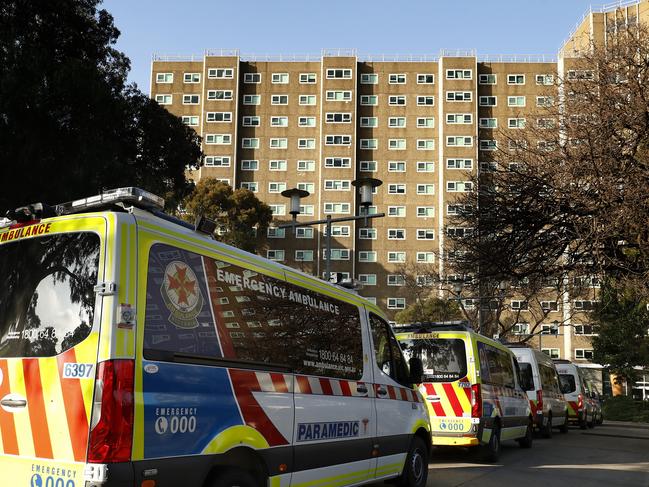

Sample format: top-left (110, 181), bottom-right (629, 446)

top-left (0, 188), bottom-right (431, 487)
top-left (395, 322), bottom-right (533, 461)
top-left (554, 360), bottom-right (595, 429)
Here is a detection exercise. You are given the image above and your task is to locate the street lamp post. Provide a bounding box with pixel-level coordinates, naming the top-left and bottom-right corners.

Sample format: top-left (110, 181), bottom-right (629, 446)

top-left (280, 178), bottom-right (384, 282)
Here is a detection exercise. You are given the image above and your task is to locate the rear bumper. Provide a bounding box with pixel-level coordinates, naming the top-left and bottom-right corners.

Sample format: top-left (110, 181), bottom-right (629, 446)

top-left (85, 457), bottom-right (212, 487)
top-left (431, 436), bottom-right (480, 446)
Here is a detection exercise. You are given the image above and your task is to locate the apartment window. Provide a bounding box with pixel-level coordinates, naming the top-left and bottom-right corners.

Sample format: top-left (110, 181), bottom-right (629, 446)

top-left (271, 73), bottom-right (289, 84)
top-left (574, 324), bottom-right (598, 336)
top-left (270, 138), bottom-right (288, 149)
top-left (206, 112), bottom-right (231, 123)
top-left (268, 182), bottom-right (287, 193)
top-left (294, 250), bottom-right (314, 262)
top-left (324, 180), bottom-right (351, 191)
top-left (388, 161), bottom-right (406, 172)
top-left (298, 138), bottom-right (316, 149)
top-left (417, 161), bottom-right (434, 172)
top-left (447, 181), bottom-right (473, 192)
top-left (541, 301), bottom-right (559, 312)
top-left (446, 158), bottom-right (473, 169)
top-left (574, 300), bottom-right (598, 311)
top-left (243, 73), bottom-right (261, 84)
top-left (181, 115), bottom-right (199, 126)
top-left (446, 69), bottom-right (472, 79)
top-left (511, 300), bottom-right (529, 311)
top-left (183, 72), bottom-right (200, 83)
top-left (241, 160), bottom-right (259, 171)
top-left (567, 70), bottom-right (594, 81)
top-left (325, 249), bottom-right (351, 261)
top-left (537, 118), bottom-right (556, 129)
top-left (242, 94), bottom-right (260, 105)
top-left (417, 96), bottom-right (434, 106)
top-left (269, 205), bottom-right (286, 216)
top-left (155, 94), bottom-right (172, 105)
top-left (266, 250), bottom-right (285, 262)
top-left (389, 73), bottom-right (406, 84)
top-left (299, 95), bottom-right (317, 106)
top-left (417, 229), bottom-right (435, 240)
top-left (388, 184), bottom-right (406, 194)
top-left (182, 94), bottom-right (200, 105)
top-left (575, 349), bottom-right (594, 360)
top-left (267, 227), bottom-right (286, 239)
top-left (387, 274), bottom-right (406, 286)
top-left (326, 112), bottom-right (352, 123)
top-left (417, 74), bottom-right (434, 84)
top-left (360, 117), bottom-right (378, 127)
top-left (507, 74), bottom-right (525, 85)
top-left (360, 139), bottom-right (378, 150)
top-left (360, 73), bottom-right (378, 84)
top-left (536, 74), bottom-right (554, 85)
top-left (536, 96), bottom-right (555, 107)
top-left (203, 155), bottom-right (231, 167)
top-left (324, 157), bottom-right (351, 168)
top-left (479, 140), bottom-right (497, 151)
top-left (417, 206), bottom-right (435, 218)
top-left (326, 68), bottom-right (352, 79)
top-left (508, 96), bottom-right (526, 107)
top-left (447, 204), bottom-right (471, 215)
top-left (359, 228), bottom-right (377, 239)
top-left (324, 202), bottom-right (351, 214)
top-left (156, 72), bottom-right (173, 83)
top-left (387, 298), bottom-right (406, 310)
top-left (326, 135), bottom-right (352, 146)
top-left (205, 134), bottom-right (231, 145)
top-left (360, 95), bottom-right (378, 105)
top-left (297, 182), bottom-right (315, 193)
top-left (208, 68), bottom-right (234, 79)
top-left (325, 225), bottom-right (350, 237)
top-left (387, 117), bottom-right (406, 128)
top-left (388, 95), bottom-right (406, 106)
top-left (327, 90), bottom-right (353, 101)
top-left (479, 96), bottom-right (497, 106)
top-left (416, 184), bottom-right (434, 195)
top-left (542, 349), bottom-right (560, 359)
top-left (296, 227), bottom-right (314, 239)
top-left (414, 139), bottom-right (433, 150)
top-left (387, 252), bottom-right (406, 263)
top-left (271, 95), bottom-right (289, 105)
top-left (478, 118), bottom-right (497, 129)
top-left (358, 274), bottom-right (377, 286)
top-left (446, 136), bottom-right (472, 147)
top-left (267, 116), bottom-right (287, 127)
top-left (299, 73), bottom-right (317, 84)
top-left (389, 139), bottom-right (406, 150)
top-left (417, 117), bottom-right (434, 128)
top-left (297, 160), bottom-right (316, 172)
top-left (447, 227), bottom-right (472, 238)
top-left (447, 91), bottom-right (472, 102)
top-left (387, 206), bottom-right (406, 217)
top-left (298, 116), bottom-right (316, 127)
top-left (388, 229), bottom-right (406, 240)
top-left (358, 251), bottom-right (377, 262)
top-left (478, 74), bottom-right (496, 85)
top-left (299, 204), bottom-right (314, 216)
top-left (269, 160), bottom-right (287, 171)
top-left (240, 182), bottom-right (258, 192)
top-left (417, 252), bottom-right (435, 263)
top-left (447, 113), bottom-right (472, 124)
top-left (480, 161), bottom-right (497, 172)
top-left (506, 118), bottom-right (525, 129)
top-left (359, 160), bottom-right (377, 172)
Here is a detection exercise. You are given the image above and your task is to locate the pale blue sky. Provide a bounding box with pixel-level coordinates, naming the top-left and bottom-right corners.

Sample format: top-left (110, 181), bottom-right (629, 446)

top-left (102, 0), bottom-right (600, 93)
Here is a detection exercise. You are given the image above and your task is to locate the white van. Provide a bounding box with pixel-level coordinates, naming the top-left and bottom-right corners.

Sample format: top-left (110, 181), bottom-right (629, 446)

top-left (507, 345), bottom-right (569, 437)
top-left (554, 360), bottom-right (595, 429)
top-left (0, 188), bottom-right (431, 487)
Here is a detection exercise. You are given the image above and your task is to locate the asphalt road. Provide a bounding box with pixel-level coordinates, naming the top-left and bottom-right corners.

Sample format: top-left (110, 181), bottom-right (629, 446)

top-left (376, 421), bottom-right (649, 487)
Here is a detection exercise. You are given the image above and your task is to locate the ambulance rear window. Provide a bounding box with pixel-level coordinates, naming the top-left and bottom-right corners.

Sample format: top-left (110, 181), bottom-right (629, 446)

top-left (400, 338), bottom-right (467, 382)
top-left (559, 374), bottom-right (576, 393)
top-left (0, 232), bottom-right (100, 357)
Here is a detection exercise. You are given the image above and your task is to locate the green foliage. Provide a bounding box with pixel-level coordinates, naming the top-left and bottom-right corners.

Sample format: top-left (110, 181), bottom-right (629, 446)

top-left (603, 396), bottom-right (649, 423)
top-left (0, 0), bottom-right (201, 212)
top-left (394, 298), bottom-right (463, 324)
top-left (183, 178), bottom-right (273, 253)
top-left (592, 280), bottom-right (649, 381)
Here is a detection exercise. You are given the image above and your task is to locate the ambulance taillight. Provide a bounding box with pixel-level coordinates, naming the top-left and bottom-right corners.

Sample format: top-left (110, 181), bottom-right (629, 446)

top-left (471, 384), bottom-right (482, 418)
top-left (88, 360), bottom-right (135, 463)
top-left (536, 390), bottom-right (543, 414)
top-left (577, 393), bottom-right (584, 411)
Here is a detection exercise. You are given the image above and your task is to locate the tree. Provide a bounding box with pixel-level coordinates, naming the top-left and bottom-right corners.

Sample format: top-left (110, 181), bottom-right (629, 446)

top-left (592, 280), bottom-right (649, 382)
top-left (183, 178), bottom-right (273, 253)
top-left (0, 0), bottom-right (201, 212)
top-left (394, 298), bottom-right (462, 324)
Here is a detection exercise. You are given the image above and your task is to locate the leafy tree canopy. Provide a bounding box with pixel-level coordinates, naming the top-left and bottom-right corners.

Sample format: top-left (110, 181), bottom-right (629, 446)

top-left (0, 0), bottom-right (201, 212)
top-left (182, 178), bottom-right (273, 253)
top-left (394, 298), bottom-right (463, 324)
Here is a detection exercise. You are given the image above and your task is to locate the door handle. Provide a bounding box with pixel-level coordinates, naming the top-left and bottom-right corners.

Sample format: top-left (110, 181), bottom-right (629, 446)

top-left (356, 385), bottom-right (368, 395)
top-left (377, 386), bottom-right (388, 396)
top-left (1, 398), bottom-right (26, 408)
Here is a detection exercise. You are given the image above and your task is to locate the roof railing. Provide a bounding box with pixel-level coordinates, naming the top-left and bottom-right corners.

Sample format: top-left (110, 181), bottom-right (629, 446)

top-left (204, 48), bottom-right (240, 57)
top-left (152, 54), bottom-right (203, 62)
top-left (479, 54), bottom-right (557, 63)
top-left (321, 48), bottom-right (358, 57)
top-left (439, 48), bottom-right (477, 57)
top-left (359, 53), bottom-right (438, 62)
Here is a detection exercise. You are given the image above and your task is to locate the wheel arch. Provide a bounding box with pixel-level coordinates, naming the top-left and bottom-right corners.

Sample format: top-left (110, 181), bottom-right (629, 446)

top-left (203, 446), bottom-right (268, 487)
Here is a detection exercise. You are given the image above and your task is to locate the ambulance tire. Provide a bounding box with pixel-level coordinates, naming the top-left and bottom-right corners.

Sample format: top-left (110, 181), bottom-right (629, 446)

top-left (482, 423), bottom-right (501, 463)
top-left (209, 468), bottom-right (259, 487)
top-left (559, 412), bottom-right (569, 433)
top-left (541, 414), bottom-right (552, 439)
top-left (517, 419), bottom-right (533, 449)
top-left (396, 436), bottom-right (428, 487)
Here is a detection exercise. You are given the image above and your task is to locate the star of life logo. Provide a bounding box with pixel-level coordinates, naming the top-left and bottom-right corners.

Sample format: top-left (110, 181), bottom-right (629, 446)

top-left (161, 261), bottom-right (204, 329)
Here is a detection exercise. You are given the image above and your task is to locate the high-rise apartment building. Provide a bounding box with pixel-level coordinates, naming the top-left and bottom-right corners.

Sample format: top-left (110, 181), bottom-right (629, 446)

top-left (149, 0), bottom-right (649, 369)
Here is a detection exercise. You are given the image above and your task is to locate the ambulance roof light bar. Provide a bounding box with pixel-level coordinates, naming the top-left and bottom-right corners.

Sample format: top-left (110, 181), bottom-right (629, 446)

top-left (56, 187), bottom-right (165, 215)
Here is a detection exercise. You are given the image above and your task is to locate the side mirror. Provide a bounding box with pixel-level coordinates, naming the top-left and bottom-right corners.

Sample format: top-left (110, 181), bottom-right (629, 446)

top-left (408, 357), bottom-right (424, 384)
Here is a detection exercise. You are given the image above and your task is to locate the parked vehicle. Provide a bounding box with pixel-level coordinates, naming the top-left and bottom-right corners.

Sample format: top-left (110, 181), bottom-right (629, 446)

top-left (584, 378), bottom-right (604, 425)
top-left (395, 322), bottom-right (533, 462)
top-left (554, 360), bottom-right (595, 429)
top-left (0, 188), bottom-right (432, 487)
top-left (507, 344), bottom-right (569, 437)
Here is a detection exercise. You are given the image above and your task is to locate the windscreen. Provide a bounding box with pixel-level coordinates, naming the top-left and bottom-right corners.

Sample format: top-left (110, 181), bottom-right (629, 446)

top-left (0, 232), bottom-right (100, 357)
top-left (559, 374), bottom-right (576, 394)
top-left (400, 336), bottom-right (467, 382)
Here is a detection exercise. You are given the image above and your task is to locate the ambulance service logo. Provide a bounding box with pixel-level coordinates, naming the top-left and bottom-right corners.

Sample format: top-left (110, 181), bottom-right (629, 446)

top-left (161, 261), bottom-right (204, 329)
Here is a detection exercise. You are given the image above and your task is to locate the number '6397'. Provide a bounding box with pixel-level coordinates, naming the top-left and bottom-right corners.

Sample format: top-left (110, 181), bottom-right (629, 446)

top-left (62, 363), bottom-right (94, 379)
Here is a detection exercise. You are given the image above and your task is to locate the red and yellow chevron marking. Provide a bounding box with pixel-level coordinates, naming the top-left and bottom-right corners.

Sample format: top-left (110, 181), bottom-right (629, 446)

top-left (567, 401), bottom-right (580, 418)
top-left (422, 379), bottom-right (472, 419)
top-left (0, 335), bottom-right (97, 462)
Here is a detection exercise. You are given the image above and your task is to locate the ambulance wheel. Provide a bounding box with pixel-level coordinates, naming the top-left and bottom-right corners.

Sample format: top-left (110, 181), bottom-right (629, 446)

top-left (396, 436), bottom-right (428, 487)
top-left (209, 468), bottom-right (258, 487)
top-left (542, 414), bottom-right (552, 439)
top-left (559, 412), bottom-right (569, 433)
top-left (518, 419), bottom-right (533, 449)
top-left (482, 423), bottom-right (501, 462)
